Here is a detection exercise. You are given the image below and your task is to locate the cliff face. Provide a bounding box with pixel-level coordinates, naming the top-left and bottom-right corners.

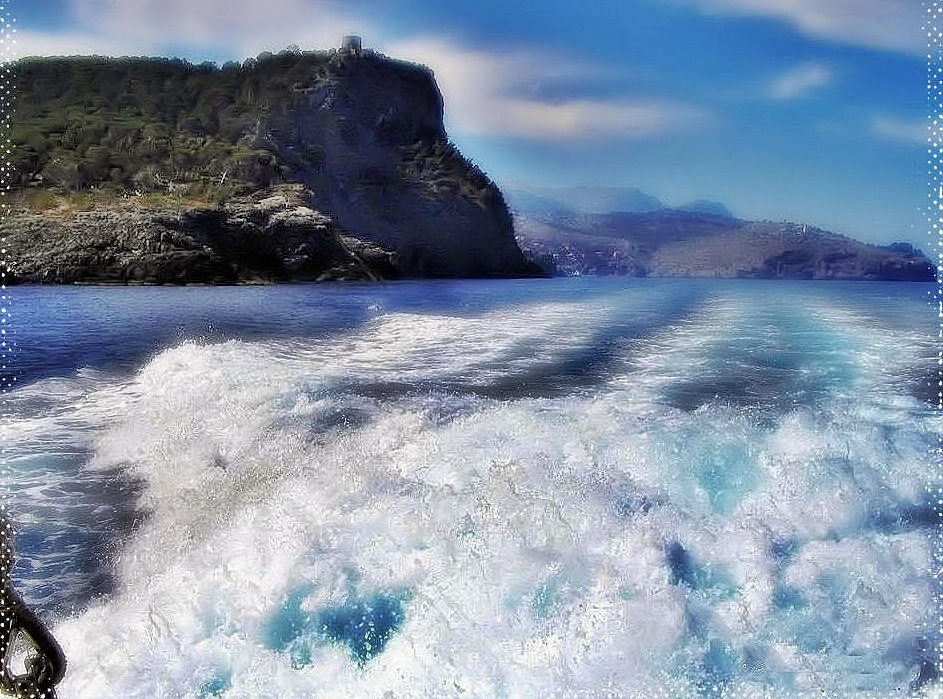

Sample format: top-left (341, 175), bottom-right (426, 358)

top-left (260, 52), bottom-right (534, 277)
top-left (9, 51), bottom-right (538, 282)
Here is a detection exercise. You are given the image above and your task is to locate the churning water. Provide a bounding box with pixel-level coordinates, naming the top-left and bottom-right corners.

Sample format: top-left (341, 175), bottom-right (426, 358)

top-left (4, 278), bottom-right (939, 697)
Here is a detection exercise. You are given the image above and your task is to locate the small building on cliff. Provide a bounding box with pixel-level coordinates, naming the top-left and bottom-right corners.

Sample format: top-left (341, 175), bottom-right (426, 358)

top-left (341, 35), bottom-right (363, 54)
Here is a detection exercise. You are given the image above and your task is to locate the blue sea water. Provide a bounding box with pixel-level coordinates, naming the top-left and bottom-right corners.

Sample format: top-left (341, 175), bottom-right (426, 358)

top-left (3, 278), bottom-right (940, 697)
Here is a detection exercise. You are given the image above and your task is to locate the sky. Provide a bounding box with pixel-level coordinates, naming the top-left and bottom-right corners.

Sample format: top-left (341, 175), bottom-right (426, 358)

top-left (14, 0), bottom-right (929, 247)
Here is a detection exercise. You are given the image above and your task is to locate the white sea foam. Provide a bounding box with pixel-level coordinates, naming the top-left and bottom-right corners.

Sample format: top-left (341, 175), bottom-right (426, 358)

top-left (6, 285), bottom-right (934, 697)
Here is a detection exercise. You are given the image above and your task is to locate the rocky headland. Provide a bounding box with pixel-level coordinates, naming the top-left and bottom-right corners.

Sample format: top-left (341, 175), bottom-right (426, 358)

top-left (7, 47), bottom-right (539, 283)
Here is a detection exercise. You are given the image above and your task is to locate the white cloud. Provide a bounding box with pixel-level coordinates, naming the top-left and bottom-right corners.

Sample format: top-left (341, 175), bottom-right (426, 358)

top-left (386, 37), bottom-right (707, 141)
top-left (72, 0), bottom-right (348, 44)
top-left (15, 30), bottom-right (156, 59)
top-left (765, 62), bottom-right (833, 100)
top-left (493, 99), bottom-right (703, 139)
top-left (19, 0), bottom-right (366, 60)
top-left (678, 0), bottom-right (922, 55)
top-left (871, 116), bottom-right (926, 144)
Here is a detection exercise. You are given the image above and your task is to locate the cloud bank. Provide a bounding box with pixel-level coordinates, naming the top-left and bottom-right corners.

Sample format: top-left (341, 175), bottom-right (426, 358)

top-left (18, 0), bottom-right (365, 59)
top-left (388, 38), bottom-right (707, 141)
top-left (679, 0), bottom-right (922, 56)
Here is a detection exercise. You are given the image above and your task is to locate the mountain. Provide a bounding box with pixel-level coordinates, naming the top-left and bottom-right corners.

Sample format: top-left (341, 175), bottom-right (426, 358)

top-left (505, 186), bottom-right (664, 214)
top-left (516, 209), bottom-right (935, 281)
top-left (676, 199), bottom-right (734, 219)
top-left (6, 48), bottom-right (540, 283)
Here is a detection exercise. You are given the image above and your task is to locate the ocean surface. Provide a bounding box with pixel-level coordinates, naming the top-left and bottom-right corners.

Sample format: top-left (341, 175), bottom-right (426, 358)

top-left (3, 278), bottom-right (940, 698)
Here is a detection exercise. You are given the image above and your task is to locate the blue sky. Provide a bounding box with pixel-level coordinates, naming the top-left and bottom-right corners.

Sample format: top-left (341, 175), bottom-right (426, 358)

top-left (16, 0), bottom-right (928, 247)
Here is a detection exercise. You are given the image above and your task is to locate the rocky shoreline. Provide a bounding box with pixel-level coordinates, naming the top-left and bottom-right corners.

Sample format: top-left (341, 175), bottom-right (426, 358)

top-left (3, 186), bottom-right (400, 285)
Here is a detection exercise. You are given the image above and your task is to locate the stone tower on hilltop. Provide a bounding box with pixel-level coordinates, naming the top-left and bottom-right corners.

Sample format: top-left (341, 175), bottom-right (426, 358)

top-left (341, 35), bottom-right (363, 54)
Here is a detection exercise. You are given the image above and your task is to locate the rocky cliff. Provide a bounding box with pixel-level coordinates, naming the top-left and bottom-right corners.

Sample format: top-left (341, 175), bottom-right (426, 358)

top-left (259, 51), bottom-right (533, 277)
top-left (8, 50), bottom-right (539, 283)
top-left (4, 185), bottom-right (396, 284)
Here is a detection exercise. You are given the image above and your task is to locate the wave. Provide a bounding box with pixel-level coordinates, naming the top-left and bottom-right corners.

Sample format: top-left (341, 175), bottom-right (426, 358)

top-left (3, 282), bottom-right (936, 697)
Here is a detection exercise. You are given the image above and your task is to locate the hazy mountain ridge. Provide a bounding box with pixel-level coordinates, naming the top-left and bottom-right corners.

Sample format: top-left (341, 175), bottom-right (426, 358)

top-left (507, 186), bottom-right (665, 215)
top-left (516, 209), bottom-right (935, 281)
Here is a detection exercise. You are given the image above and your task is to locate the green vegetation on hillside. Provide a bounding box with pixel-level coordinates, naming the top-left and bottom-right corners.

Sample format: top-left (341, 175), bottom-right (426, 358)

top-left (6, 50), bottom-right (540, 282)
top-left (13, 50), bottom-right (339, 196)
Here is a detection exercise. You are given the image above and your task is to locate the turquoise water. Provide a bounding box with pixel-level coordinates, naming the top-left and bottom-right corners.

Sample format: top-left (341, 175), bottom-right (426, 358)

top-left (5, 278), bottom-right (938, 697)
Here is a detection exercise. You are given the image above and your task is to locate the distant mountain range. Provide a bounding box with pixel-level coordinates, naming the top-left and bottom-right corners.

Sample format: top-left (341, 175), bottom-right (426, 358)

top-left (512, 201), bottom-right (935, 282)
top-left (506, 185), bottom-right (735, 219)
top-left (506, 186), bottom-right (667, 215)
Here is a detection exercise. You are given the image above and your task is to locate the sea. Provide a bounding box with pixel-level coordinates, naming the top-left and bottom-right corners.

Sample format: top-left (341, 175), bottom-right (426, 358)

top-left (2, 277), bottom-right (940, 698)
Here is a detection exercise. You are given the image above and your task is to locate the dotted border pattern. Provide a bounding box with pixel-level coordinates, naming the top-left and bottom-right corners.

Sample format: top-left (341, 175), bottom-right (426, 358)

top-left (0, 7), bottom-right (930, 699)
top-left (930, 0), bottom-right (943, 691)
top-left (0, 0), bottom-right (12, 688)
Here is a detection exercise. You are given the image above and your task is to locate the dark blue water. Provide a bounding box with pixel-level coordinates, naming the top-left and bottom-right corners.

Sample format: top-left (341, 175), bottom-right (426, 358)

top-left (12, 279), bottom-right (933, 394)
